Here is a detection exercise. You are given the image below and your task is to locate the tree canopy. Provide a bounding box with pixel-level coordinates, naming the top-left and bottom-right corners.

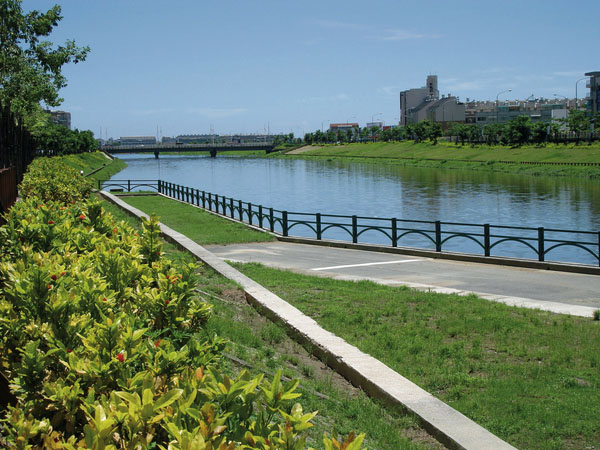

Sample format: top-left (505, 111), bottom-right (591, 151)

top-left (0, 0), bottom-right (89, 120)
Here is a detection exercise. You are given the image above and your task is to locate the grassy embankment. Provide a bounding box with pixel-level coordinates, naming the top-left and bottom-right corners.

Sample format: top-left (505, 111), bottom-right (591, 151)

top-left (96, 196), bottom-right (440, 449)
top-left (121, 193), bottom-right (600, 450)
top-left (278, 141), bottom-right (600, 178)
top-left (61, 151), bottom-right (127, 182)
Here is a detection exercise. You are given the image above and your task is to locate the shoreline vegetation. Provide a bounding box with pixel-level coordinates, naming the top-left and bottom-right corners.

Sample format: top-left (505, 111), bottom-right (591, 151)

top-left (272, 141), bottom-right (600, 178)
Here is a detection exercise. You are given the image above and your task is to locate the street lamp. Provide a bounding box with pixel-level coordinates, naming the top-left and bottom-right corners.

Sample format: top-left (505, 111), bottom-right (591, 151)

top-left (495, 89), bottom-right (512, 123)
top-left (575, 77), bottom-right (587, 110)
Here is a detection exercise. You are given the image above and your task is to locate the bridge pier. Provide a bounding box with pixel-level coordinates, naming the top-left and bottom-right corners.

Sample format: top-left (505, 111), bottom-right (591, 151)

top-left (210, 149), bottom-right (217, 158)
top-left (154, 150), bottom-right (159, 159)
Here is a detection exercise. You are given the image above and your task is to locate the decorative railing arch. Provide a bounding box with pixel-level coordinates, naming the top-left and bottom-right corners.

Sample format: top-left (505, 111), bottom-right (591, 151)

top-left (98, 179), bottom-right (600, 267)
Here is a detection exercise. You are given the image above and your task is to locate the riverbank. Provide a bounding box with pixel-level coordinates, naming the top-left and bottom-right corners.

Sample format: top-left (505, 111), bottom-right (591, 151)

top-left (61, 151), bottom-right (127, 182)
top-left (275, 142), bottom-right (600, 178)
top-left (112, 193), bottom-right (600, 449)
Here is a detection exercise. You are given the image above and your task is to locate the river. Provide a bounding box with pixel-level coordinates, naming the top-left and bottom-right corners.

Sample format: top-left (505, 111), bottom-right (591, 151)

top-left (110, 154), bottom-right (600, 265)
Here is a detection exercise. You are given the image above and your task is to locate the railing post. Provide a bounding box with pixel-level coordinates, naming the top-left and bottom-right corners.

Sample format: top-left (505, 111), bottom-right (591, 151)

top-left (316, 213), bottom-right (322, 240)
top-left (158, 180), bottom-right (162, 194)
top-left (248, 203), bottom-right (253, 225)
top-left (128, 180), bottom-right (131, 192)
top-left (230, 198), bottom-right (234, 218)
top-left (238, 199), bottom-right (243, 220)
top-left (259, 205), bottom-right (263, 228)
top-left (202, 191), bottom-right (206, 209)
top-left (435, 221), bottom-right (442, 252)
top-left (269, 208), bottom-right (274, 232)
top-left (186, 187), bottom-right (191, 203)
top-left (352, 215), bottom-right (358, 243)
top-left (538, 227), bottom-right (545, 262)
top-left (215, 195), bottom-right (219, 214)
top-left (391, 218), bottom-right (397, 247)
top-left (283, 211), bottom-right (288, 236)
top-left (195, 189), bottom-right (200, 206)
top-left (484, 224), bottom-right (490, 257)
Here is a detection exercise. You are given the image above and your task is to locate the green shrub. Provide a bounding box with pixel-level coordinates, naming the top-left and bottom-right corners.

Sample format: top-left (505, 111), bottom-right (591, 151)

top-left (0, 159), bottom-right (365, 449)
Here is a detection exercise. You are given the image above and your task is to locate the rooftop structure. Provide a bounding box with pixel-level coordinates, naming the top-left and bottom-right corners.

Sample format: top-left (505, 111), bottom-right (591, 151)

top-left (119, 136), bottom-right (157, 146)
top-left (44, 109), bottom-right (71, 129)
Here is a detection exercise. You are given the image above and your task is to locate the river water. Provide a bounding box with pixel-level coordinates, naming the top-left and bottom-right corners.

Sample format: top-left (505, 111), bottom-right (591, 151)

top-left (110, 154), bottom-right (600, 265)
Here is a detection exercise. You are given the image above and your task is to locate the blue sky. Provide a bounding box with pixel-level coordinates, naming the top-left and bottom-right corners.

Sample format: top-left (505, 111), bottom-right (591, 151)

top-left (22, 0), bottom-right (600, 139)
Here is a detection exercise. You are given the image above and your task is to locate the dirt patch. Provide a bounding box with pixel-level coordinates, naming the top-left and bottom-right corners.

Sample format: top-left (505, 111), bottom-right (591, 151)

top-left (285, 145), bottom-right (324, 154)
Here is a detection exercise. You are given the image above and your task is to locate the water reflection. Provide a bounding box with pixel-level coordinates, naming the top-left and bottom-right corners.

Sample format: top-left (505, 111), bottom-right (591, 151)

top-left (112, 154), bottom-right (600, 263)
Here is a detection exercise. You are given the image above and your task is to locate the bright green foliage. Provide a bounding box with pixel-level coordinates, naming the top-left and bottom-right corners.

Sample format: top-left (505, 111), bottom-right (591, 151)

top-left (18, 156), bottom-right (94, 203)
top-left (0, 159), bottom-right (365, 449)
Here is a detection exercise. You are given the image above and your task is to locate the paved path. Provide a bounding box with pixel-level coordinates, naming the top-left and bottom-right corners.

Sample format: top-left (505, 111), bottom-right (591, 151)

top-left (207, 241), bottom-right (600, 316)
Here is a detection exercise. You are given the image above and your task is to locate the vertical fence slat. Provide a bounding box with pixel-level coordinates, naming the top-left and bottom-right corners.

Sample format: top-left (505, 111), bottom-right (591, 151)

top-left (352, 215), bottom-right (358, 244)
top-left (283, 211), bottom-right (288, 236)
top-left (269, 208), bottom-right (274, 232)
top-left (391, 218), bottom-right (397, 247)
top-left (538, 227), bottom-right (545, 262)
top-left (435, 221), bottom-right (442, 252)
top-left (259, 205), bottom-right (263, 228)
top-left (484, 224), bottom-right (490, 257)
top-left (248, 203), bottom-right (253, 225)
top-left (316, 213), bottom-right (322, 240)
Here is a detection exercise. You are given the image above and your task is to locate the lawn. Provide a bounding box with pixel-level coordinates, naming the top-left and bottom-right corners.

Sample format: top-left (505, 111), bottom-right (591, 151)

top-left (119, 194), bottom-right (275, 245)
top-left (231, 262), bottom-right (600, 450)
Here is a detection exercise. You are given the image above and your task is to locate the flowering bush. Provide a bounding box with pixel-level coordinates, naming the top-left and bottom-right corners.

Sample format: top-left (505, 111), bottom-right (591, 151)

top-left (0, 159), bottom-right (365, 449)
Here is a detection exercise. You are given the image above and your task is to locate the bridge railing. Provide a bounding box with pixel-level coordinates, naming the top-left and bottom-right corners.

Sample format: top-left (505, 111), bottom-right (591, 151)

top-left (100, 179), bottom-right (600, 267)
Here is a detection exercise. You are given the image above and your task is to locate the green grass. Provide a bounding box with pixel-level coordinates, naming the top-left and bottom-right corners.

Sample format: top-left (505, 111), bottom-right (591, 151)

top-left (281, 142), bottom-right (600, 178)
top-left (97, 195), bottom-right (441, 449)
top-left (229, 262), bottom-right (600, 450)
top-left (61, 151), bottom-right (127, 183)
top-left (119, 194), bottom-right (275, 245)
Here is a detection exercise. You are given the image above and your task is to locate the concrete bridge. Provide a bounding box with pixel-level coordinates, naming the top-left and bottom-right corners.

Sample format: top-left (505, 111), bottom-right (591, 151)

top-left (103, 142), bottom-right (276, 158)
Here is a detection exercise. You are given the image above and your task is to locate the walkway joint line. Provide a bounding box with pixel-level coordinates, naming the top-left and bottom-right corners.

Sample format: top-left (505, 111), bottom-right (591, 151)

top-left (312, 259), bottom-right (421, 271)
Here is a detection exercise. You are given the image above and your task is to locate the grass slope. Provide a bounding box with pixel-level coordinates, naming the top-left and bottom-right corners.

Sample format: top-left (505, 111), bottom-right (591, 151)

top-left (120, 194), bottom-right (275, 246)
top-left (98, 194), bottom-right (441, 449)
top-left (232, 262), bottom-right (600, 450)
top-left (281, 142), bottom-right (600, 178)
top-left (61, 151), bottom-right (127, 183)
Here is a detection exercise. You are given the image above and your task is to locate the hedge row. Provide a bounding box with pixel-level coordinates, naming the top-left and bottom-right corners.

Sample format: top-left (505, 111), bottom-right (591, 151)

top-left (0, 157), bottom-right (365, 449)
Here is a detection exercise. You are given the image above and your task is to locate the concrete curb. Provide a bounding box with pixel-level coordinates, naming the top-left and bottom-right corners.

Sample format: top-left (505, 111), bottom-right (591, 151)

top-left (100, 190), bottom-right (517, 450)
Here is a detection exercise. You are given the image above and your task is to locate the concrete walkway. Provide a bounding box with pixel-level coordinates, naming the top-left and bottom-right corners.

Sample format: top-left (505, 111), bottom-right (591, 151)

top-left (101, 191), bottom-right (517, 450)
top-left (207, 241), bottom-right (600, 318)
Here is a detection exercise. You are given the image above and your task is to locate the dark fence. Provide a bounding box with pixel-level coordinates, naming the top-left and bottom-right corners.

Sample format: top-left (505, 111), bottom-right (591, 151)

top-left (0, 104), bottom-right (36, 218)
top-left (0, 167), bottom-right (17, 222)
top-left (99, 179), bottom-right (600, 267)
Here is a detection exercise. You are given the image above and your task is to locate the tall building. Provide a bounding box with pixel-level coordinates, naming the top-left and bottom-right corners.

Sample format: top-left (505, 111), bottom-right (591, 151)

top-left (586, 71), bottom-right (600, 114)
top-left (399, 75), bottom-right (439, 125)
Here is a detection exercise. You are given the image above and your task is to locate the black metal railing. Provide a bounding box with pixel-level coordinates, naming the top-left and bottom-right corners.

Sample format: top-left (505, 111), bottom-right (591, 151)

top-left (99, 179), bottom-right (600, 267)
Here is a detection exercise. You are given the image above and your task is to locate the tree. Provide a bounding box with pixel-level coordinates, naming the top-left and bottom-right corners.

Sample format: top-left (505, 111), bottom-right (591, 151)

top-left (505, 115), bottom-right (532, 146)
top-left (468, 124), bottom-right (482, 144)
top-left (427, 121), bottom-right (443, 144)
top-left (566, 109), bottom-right (589, 144)
top-left (0, 0), bottom-right (89, 121)
top-left (531, 122), bottom-right (548, 146)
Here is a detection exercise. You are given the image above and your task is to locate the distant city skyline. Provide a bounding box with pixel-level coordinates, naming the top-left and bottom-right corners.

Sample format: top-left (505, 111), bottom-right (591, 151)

top-left (22, 0), bottom-right (600, 139)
